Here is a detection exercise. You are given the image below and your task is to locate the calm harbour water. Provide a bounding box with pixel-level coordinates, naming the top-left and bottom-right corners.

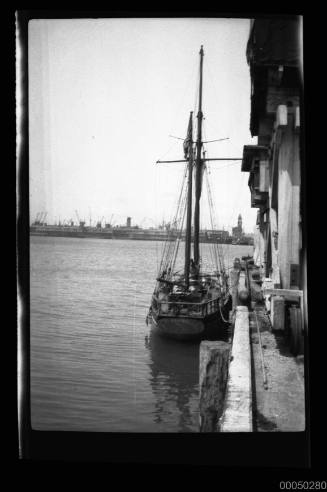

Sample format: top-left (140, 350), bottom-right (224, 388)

top-left (30, 236), bottom-right (253, 432)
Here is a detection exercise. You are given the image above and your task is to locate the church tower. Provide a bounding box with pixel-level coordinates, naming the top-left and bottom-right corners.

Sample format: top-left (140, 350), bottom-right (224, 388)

top-left (238, 214), bottom-right (242, 232)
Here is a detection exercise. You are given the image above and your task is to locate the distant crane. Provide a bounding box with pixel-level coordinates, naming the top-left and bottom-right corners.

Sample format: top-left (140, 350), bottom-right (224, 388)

top-left (38, 211), bottom-right (44, 224)
top-left (104, 214), bottom-right (113, 228)
top-left (37, 211), bottom-right (47, 225)
top-left (105, 214), bottom-right (115, 227)
top-left (140, 217), bottom-right (156, 229)
top-left (75, 210), bottom-right (85, 228)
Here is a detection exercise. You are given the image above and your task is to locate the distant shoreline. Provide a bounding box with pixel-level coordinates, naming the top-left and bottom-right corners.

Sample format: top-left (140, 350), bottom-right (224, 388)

top-left (30, 227), bottom-right (254, 246)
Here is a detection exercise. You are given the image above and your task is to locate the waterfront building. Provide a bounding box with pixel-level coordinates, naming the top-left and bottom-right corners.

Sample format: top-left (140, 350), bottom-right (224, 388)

top-left (241, 16), bottom-right (304, 292)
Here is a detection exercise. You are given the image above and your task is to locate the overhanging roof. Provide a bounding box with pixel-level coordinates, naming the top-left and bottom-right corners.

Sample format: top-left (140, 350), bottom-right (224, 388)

top-left (241, 145), bottom-right (268, 172)
top-left (246, 17), bottom-right (301, 68)
top-left (246, 17), bottom-right (302, 137)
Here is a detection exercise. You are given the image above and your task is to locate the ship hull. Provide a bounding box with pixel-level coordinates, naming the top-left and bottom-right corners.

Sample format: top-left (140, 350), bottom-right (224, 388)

top-left (149, 300), bottom-right (231, 341)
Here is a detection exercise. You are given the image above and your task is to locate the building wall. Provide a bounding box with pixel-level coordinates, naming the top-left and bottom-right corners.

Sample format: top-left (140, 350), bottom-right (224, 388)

top-left (242, 17), bottom-right (303, 290)
top-left (277, 112), bottom-right (301, 288)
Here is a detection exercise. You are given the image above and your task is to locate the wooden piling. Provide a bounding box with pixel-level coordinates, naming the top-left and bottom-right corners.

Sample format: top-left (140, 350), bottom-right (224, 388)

top-left (238, 271), bottom-right (249, 306)
top-left (199, 341), bottom-right (230, 432)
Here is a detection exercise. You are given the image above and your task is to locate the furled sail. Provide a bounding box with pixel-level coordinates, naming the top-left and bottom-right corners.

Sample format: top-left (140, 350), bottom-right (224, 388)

top-left (183, 112), bottom-right (193, 160)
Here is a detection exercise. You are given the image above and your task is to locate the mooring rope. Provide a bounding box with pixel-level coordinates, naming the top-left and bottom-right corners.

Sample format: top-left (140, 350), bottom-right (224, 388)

top-left (219, 301), bottom-right (229, 324)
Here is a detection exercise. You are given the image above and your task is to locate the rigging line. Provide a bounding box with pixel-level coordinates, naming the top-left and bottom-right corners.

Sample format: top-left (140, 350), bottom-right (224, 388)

top-left (203, 138), bottom-right (230, 144)
top-left (202, 127), bottom-right (240, 171)
top-left (208, 240), bottom-right (215, 274)
top-left (192, 68), bottom-right (200, 138)
top-left (202, 62), bottom-right (223, 136)
top-left (204, 163), bottom-right (225, 272)
top-left (156, 72), bottom-right (197, 262)
top-left (169, 198), bottom-right (186, 277)
top-left (204, 136), bottom-right (219, 272)
top-left (204, 172), bottom-right (216, 275)
top-left (210, 196), bottom-right (225, 273)
top-left (166, 179), bottom-right (187, 271)
top-left (208, 161), bottom-right (241, 170)
top-left (225, 135), bottom-right (245, 156)
top-left (159, 60), bottom-right (198, 163)
top-left (161, 164), bottom-right (188, 274)
top-left (205, 56), bottom-right (224, 111)
top-left (169, 190), bottom-right (187, 275)
top-left (168, 56), bottom-right (200, 138)
top-left (159, 106), bottom-right (195, 273)
top-left (156, 238), bottom-right (159, 275)
top-left (202, 119), bottom-right (230, 149)
top-left (209, 241), bottom-right (218, 276)
top-left (203, 128), bottom-right (213, 232)
top-left (219, 302), bottom-right (229, 324)
top-left (208, 175), bottom-right (223, 276)
top-left (154, 158), bottom-right (160, 273)
top-left (204, 168), bottom-right (218, 270)
top-left (160, 161), bottom-right (187, 249)
top-left (157, 138), bottom-right (180, 162)
top-left (172, 55), bottom-right (198, 130)
top-left (173, 163), bottom-right (188, 219)
top-left (172, 165), bottom-right (188, 229)
top-left (161, 225), bottom-right (177, 275)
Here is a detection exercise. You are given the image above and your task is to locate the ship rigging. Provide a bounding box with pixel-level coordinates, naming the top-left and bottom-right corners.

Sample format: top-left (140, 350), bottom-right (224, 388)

top-left (147, 46), bottom-right (235, 340)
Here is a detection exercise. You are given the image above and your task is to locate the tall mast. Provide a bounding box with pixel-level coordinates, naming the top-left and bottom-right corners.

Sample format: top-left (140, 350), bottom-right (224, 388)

top-left (184, 112), bottom-right (193, 289)
top-left (193, 45), bottom-right (204, 269)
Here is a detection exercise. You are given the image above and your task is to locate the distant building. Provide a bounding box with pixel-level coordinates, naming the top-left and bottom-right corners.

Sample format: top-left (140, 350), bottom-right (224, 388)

top-left (126, 217), bottom-right (131, 228)
top-left (204, 229), bottom-right (230, 243)
top-left (232, 214), bottom-right (244, 240)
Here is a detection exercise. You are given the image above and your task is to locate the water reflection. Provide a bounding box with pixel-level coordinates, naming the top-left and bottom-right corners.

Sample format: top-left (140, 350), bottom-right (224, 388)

top-left (145, 329), bottom-right (200, 432)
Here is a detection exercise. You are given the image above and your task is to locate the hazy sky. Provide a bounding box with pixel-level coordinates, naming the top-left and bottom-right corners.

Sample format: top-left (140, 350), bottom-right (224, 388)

top-left (28, 18), bottom-right (258, 233)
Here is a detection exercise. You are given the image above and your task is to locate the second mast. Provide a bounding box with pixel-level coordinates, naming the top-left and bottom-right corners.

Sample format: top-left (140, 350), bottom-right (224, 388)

top-left (193, 45), bottom-right (204, 270)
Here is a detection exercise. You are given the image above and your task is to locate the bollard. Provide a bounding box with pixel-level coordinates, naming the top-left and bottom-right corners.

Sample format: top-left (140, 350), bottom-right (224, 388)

top-left (199, 341), bottom-right (230, 432)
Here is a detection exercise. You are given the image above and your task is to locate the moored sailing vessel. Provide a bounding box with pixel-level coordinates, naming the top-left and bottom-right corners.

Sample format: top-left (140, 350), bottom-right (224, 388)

top-left (147, 46), bottom-right (232, 341)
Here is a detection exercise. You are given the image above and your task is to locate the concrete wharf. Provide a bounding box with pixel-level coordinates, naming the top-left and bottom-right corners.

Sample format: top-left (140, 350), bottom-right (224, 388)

top-left (199, 256), bottom-right (305, 432)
